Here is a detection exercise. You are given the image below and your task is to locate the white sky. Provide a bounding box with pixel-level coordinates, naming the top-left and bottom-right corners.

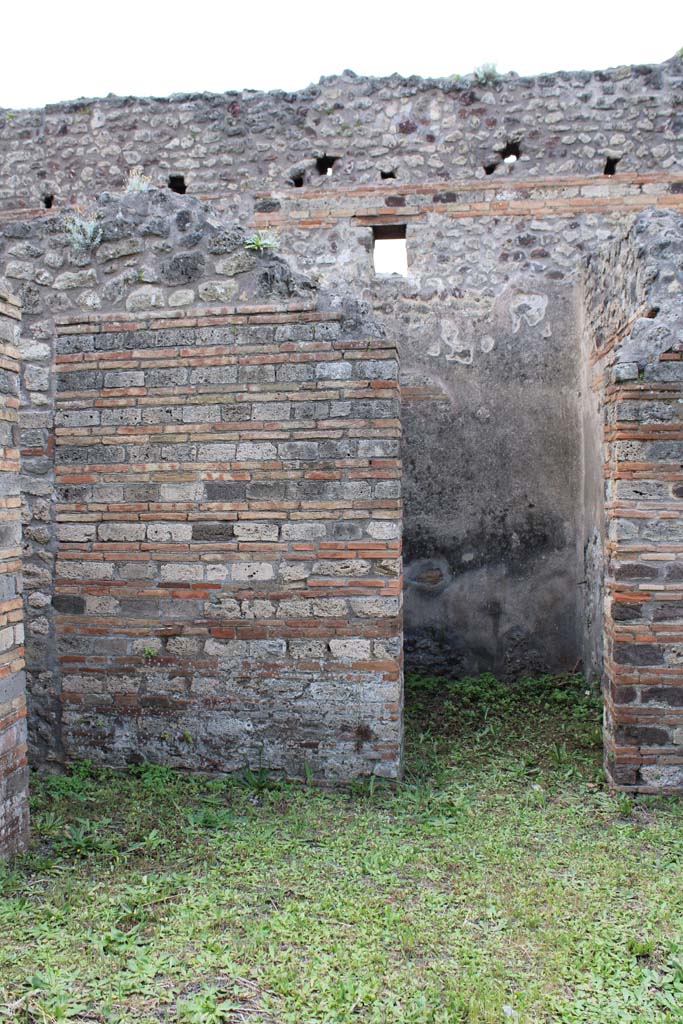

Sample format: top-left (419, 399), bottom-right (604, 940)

top-left (2, 0), bottom-right (680, 109)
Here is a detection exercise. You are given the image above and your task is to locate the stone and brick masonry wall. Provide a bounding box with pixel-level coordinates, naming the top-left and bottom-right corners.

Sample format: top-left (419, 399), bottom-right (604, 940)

top-left (584, 211), bottom-right (683, 791)
top-left (53, 304), bottom-right (402, 780)
top-left (249, 173), bottom-right (683, 231)
top-left (0, 56), bottom-right (681, 212)
top-left (8, 179), bottom-right (683, 706)
top-left (0, 289), bottom-right (29, 857)
top-left (0, 190), bottom-right (323, 765)
top-left (1, 76), bottom-right (682, 791)
top-left (250, 172), bottom-right (683, 680)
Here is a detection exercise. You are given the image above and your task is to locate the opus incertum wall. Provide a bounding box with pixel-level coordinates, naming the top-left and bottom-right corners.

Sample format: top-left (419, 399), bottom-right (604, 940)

top-left (0, 57), bottom-right (681, 209)
top-left (0, 290), bottom-right (28, 858)
top-left (53, 304), bottom-right (402, 781)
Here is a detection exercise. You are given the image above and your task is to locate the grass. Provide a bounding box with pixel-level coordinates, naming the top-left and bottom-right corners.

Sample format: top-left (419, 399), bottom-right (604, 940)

top-left (1, 672), bottom-right (683, 1023)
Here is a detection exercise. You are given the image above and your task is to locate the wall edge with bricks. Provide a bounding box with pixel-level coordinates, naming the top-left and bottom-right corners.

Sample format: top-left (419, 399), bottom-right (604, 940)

top-left (0, 288), bottom-right (29, 859)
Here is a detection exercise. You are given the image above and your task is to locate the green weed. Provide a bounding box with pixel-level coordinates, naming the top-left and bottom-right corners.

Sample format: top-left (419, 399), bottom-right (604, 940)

top-left (244, 231), bottom-right (278, 254)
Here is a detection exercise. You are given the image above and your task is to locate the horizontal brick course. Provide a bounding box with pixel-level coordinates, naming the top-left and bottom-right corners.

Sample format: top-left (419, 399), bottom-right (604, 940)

top-left (249, 174), bottom-right (683, 231)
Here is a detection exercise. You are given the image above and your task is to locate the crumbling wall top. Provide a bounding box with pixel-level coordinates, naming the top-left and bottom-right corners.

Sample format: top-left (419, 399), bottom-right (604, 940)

top-left (0, 56), bottom-right (681, 213)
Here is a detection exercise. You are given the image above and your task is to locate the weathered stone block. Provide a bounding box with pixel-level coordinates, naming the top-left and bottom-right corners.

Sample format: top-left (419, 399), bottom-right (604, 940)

top-left (146, 523), bottom-right (192, 543)
top-left (233, 522), bottom-right (279, 542)
top-left (329, 638), bottom-right (372, 661)
top-left (232, 562), bottom-right (274, 582)
top-left (125, 285), bottom-right (164, 311)
top-left (198, 280), bottom-right (238, 302)
top-left (97, 523), bottom-right (146, 542)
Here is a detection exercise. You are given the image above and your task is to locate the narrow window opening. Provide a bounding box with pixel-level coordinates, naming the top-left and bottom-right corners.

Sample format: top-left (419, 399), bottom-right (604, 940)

top-left (290, 172), bottom-right (304, 188)
top-left (380, 169), bottom-right (397, 180)
top-left (500, 140), bottom-right (521, 164)
top-left (604, 156), bottom-right (620, 176)
top-left (484, 161), bottom-right (499, 175)
top-left (43, 194), bottom-right (54, 209)
top-left (168, 174), bottom-right (186, 194)
top-left (372, 224), bottom-right (408, 277)
top-left (316, 155), bottom-right (338, 176)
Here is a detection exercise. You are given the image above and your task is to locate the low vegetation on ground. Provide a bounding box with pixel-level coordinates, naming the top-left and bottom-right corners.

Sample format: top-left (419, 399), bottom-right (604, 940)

top-left (1, 673), bottom-right (682, 1023)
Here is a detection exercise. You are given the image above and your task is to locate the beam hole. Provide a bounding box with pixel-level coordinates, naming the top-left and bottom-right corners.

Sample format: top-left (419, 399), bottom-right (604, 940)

top-left (500, 140), bottom-right (521, 163)
top-left (316, 155), bottom-right (338, 176)
top-left (168, 174), bottom-right (187, 194)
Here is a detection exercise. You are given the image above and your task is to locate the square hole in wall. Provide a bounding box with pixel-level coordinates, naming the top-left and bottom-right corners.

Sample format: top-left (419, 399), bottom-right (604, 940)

top-left (316, 155), bottom-right (338, 176)
top-left (168, 174), bottom-right (187, 194)
top-left (372, 225), bottom-right (408, 277)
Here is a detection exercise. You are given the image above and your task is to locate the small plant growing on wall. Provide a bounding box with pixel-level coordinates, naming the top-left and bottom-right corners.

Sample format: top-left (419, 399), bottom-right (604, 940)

top-left (64, 207), bottom-right (103, 257)
top-left (125, 166), bottom-right (152, 192)
top-left (473, 63), bottom-right (499, 86)
top-left (244, 231), bottom-right (279, 254)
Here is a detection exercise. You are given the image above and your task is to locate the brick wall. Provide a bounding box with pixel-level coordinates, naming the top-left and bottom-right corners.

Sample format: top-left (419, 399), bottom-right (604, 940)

top-left (0, 191), bottom-right (321, 764)
top-left (53, 305), bottom-right (402, 780)
top-left (0, 289), bottom-right (29, 857)
top-left (250, 173), bottom-right (683, 231)
top-left (585, 211), bottom-right (683, 791)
